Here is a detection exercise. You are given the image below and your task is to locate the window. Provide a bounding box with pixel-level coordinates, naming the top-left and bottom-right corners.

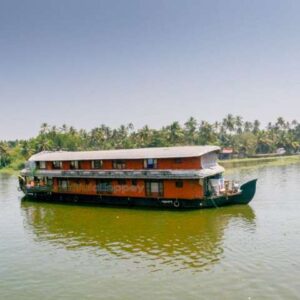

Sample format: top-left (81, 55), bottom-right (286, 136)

top-left (92, 160), bottom-right (103, 169)
top-left (70, 161), bottom-right (79, 169)
top-left (47, 178), bottom-right (53, 187)
top-left (52, 161), bottom-right (62, 169)
top-left (144, 159), bottom-right (157, 169)
top-left (145, 180), bottom-right (163, 196)
top-left (174, 158), bottom-right (182, 164)
top-left (58, 179), bottom-right (68, 190)
top-left (175, 180), bottom-right (183, 188)
top-left (132, 179), bottom-right (137, 186)
top-left (38, 161), bottom-right (46, 169)
top-left (96, 180), bottom-right (113, 193)
top-left (117, 179), bottom-right (126, 185)
top-left (113, 160), bottom-right (126, 169)
top-left (151, 182), bottom-right (159, 193)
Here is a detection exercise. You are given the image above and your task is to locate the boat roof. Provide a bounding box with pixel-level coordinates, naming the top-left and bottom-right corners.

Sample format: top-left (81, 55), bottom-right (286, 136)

top-left (29, 146), bottom-right (220, 162)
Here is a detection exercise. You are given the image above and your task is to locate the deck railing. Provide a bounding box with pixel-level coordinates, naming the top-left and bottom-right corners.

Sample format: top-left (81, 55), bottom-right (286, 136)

top-left (224, 180), bottom-right (240, 194)
top-left (208, 180), bottom-right (240, 197)
top-left (21, 169), bottom-right (213, 180)
top-left (25, 185), bottom-right (52, 193)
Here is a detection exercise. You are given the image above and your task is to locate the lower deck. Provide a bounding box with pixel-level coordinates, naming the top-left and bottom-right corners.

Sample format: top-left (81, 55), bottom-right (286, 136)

top-left (22, 177), bottom-right (204, 200)
top-left (20, 176), bottom-right (256, 209)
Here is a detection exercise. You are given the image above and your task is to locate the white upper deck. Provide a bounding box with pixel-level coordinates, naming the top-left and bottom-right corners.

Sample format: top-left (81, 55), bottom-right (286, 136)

top-left (29, 146), bottom-right (220, 162)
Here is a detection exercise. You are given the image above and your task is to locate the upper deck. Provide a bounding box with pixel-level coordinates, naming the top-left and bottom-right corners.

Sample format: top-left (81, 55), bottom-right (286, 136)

top-left (28, 146), bottom-right (220, 162)
top-left (21, 146), bottom-right (223, 179)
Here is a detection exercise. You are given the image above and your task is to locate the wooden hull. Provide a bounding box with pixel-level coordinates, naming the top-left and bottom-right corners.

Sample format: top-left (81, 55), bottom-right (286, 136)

top-left (22, 179), bottom-right (257, 209)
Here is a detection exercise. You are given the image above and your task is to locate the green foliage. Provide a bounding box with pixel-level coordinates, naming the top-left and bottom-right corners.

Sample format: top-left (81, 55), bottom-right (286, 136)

top-left (1, 116), bottom-right (299, 170)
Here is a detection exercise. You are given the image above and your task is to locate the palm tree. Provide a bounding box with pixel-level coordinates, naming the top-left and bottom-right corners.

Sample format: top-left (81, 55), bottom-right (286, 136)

top-left (0, 142), bottom-right (11, 167)
top-left (198, 121), bottom-right (217, 145)
top-left (256, 131), bottom-right (273, 153)
top-left (291, 120), bottom-right (298, 129)
top-left (40, 123), bottom-right (50, 135)
top-left (253, 120), bottom-right (260, 134)
top-left (137, 125), bottom-right (153, 147)
top-left (69, 126), bottom-right (77, 135)
top-left (20, 141), bottom-right (35, 159)
top-left (222, 114), bottom-right (236, 133)
top-left (60, 124), bottom-right (68, 133)
top-left (184, 117), bottom-right (198, 144)
top-left (168, 121), bottom-right (184, 145)
top-left (36, 137), bottom-right (53, 152)
top-left (275, 117), bottom-right (286, 130)
top-left (90, 127), bottom-right (107, 149)
top-left (244, 121), bottom-right (253, 132)
top-left (213, 121), bottom-right (221, 133)
top-left (127, 123), bottom-right (134, 132)
top-left (235, 116), bottom-right (243, 134)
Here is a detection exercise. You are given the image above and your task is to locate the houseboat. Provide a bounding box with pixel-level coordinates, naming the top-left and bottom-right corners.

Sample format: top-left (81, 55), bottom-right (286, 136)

top-left (19, 146), bottom-right (257, 209)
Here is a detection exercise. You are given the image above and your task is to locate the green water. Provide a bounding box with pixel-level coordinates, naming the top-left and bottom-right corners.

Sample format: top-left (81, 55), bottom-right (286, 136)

top-left (0, 164), bottom-right (300, 299)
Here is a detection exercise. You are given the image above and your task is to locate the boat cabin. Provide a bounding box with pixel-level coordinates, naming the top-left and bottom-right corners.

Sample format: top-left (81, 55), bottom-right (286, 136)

top-left (19, 146), bottom-right (244, 208)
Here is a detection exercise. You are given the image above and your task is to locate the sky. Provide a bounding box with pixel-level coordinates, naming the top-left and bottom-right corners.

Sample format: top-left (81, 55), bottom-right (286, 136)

top-left (0, 0), bottom-right (300, 140)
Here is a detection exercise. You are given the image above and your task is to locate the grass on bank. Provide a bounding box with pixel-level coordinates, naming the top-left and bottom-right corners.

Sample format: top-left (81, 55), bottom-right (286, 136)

top-left (0, 168), bottom-right (19, 175)
top-left (0, 157), bottom-right (25, 175)
top-left (219, 154), bottom-right (300, 169)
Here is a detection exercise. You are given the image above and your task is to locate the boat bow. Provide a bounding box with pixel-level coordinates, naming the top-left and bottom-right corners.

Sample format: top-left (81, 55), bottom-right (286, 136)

top-left (236, 179), bottom-right (258, 205)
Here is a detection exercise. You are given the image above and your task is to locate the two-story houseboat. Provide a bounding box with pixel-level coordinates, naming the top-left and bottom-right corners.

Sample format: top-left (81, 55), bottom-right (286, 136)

top-left (19, 146), bottom-right (257, 209)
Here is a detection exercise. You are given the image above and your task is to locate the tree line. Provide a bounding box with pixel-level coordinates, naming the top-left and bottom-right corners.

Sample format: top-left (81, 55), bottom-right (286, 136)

top-left (1, 114), bottom-right (300, 170)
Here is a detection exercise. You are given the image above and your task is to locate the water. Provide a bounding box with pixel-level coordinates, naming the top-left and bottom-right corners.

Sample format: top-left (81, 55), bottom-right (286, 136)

top-left (0, 164), bottom-right (300, 299)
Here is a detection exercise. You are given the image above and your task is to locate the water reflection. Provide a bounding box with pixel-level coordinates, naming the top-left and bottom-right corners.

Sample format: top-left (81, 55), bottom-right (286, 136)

top-left (21, 200), bottom-right (255, 272)
top-left (0, 174), bottom-right (13, 195)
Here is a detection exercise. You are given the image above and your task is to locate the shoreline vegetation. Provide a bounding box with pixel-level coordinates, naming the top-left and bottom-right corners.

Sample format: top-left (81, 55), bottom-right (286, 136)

top-left (0, 168), bottom-right (18, 175)
top-left (1, 115), bottom-right (300, 175)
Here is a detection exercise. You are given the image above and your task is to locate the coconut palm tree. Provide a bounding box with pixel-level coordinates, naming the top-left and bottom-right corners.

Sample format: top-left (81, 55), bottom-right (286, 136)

top-left (275, 117), bottom-right (286, 130)
top-left (253, 120), bottom-right (260, 134)
top-left (222, 114), bottom-right (236, 133)
top-left (198, 121), bottom-right (217, 145)
top-left (167, 121), bottom-right (184, 145)
top-left (235, 116), bottom-right (244, 134)
top-left (40, 123), bottom-right (50, 135)
top-left (0, 142), bottom-right (11, 167)
top-left (244, 121), bottom-right (253, 132)
top-left (184, 117), bottom-right (198, 145)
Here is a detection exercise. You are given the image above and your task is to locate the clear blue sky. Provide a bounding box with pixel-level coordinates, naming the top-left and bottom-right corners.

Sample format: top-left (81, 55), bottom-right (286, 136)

top-left (1, 0), bottom-right (300, 140)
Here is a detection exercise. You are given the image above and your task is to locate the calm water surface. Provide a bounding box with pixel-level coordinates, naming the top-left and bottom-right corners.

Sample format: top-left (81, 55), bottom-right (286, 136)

top-left (0, 164), bottom-right (300, 299)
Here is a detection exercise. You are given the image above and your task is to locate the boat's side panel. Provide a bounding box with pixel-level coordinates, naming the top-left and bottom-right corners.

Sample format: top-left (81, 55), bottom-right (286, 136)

top-left (52, 178), bottom-right (204, 200)
top-left (43, 157), bottom-right (201, 171)
top-left (163, 180), bottom-right (203, 199)
top-left (157, 157), bottom-right (201, 170)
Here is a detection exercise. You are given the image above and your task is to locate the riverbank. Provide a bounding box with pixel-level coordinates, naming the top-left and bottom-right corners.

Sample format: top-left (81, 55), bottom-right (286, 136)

top-left (219, 154), bottom-right (300, 169)
top-left (0, 168), bottom-right (18, 175)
